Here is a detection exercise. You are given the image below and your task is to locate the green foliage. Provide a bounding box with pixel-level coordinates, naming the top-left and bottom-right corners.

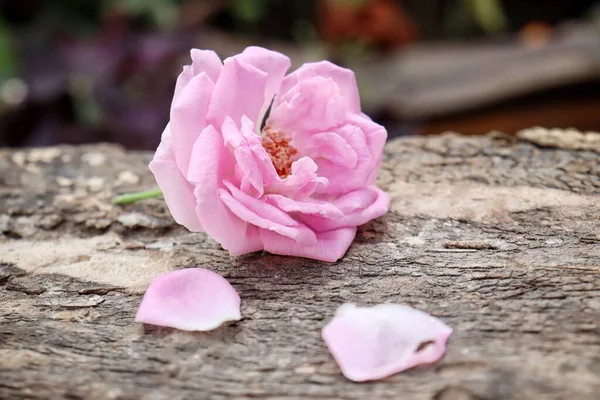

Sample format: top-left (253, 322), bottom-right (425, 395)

top-left (69, 75), bottom-right (103, 127)
top-left (105, 0), bottom-right (179, 29)
top-left (328, 0), bottom-right (368, 7)
top-left (465, 0), bottom-right (507, 34)
top-left (231, 0), bottom-right (267, 25)
top-left (443, 0), bottom-right (507, 38)
top-left (0, 17), bottom-right (18, 80)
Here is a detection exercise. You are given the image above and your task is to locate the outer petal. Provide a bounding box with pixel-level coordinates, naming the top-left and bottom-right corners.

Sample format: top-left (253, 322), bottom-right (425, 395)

top-left (279, 61), bottom-right (361, 114)
top-left (260, 226), bottom-right (357, 262)
top-left (322, 304), bottom-right (453, 382)
top-left (187, 125), bottom-right (263, 255)
top-left (347, 113), bottom-right (387, 184)
top-left (149, 124), bottom-right (203, 232)
top-left (135, 268), bottom-right (240, 331)
top-left (170, 72), bottom-right (215, 172)
top-left (190, 49), bottom-right (223, 83)
top-left (301, 187), bottom-right (389, 232)
top-left (173, 49), bottom-right (222, 101)
top-left (173, 65), bottom-right (193, 103)
top-left (236, 47), bottom-right (291, 126)
top-left (206, 58), bottom-right (269, 128)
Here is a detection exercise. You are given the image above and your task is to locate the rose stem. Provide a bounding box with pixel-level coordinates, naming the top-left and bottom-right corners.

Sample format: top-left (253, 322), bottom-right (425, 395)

top-left (113, 187), bottom-right (163, 205)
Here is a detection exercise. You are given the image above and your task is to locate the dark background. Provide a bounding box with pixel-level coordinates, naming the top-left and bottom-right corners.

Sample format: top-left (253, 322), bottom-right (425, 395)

top-left (0, 0), bottom-right (598, 150)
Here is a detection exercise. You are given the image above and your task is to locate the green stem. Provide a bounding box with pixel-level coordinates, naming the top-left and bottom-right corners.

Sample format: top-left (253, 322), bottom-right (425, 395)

top-left (113, 187), bottom-right (163, 205)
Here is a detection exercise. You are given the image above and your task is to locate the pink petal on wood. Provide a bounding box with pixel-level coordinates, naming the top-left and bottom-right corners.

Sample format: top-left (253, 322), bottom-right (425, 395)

top-left (322, 304), bottom-right (452, 382)
top-left (136, 268), bottom-right (241, 331)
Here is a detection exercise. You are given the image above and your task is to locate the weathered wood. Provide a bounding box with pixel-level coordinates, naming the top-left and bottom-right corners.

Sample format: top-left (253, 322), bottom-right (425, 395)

top-left (0, 132), bottom-right (599, 400)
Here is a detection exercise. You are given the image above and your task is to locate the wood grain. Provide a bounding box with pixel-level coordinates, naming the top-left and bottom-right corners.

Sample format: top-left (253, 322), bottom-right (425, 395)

top-left (1, 132), bottom-right (599, 399)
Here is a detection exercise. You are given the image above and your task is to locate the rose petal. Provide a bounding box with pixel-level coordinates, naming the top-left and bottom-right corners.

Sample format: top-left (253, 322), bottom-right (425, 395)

top-left (135, 268), bottom-right (241, 331)
top-left (305, 131), bottom-right (358, 169)
top-left (173, 65), bottom-right (193, 103)
top-left (206, 58), bottom-right (269, 128)
top-left (236, 47), bottom-right (291, 127)
top-left (260, 226), bottom-right (356, 262)
top-left (222, 116), bottom-right (266, 195)
top-left (279, 61), bottom-right (361, 114)
top-left (322, 304), bottom-right (453, 382)
top-left (170, 72), bottom-right (215, 172)
top-left (173, 49), bottom-right (222, 102)
top-left (222, 181), bottom-right (299, 227)
top-left (188, 125), bottom-right (263, 255)
top-left (311, 123), bottom-right (373, 195)
top-left (221, 115), bottom-right (281, 195)
top-left (219, 185), bottom-right (318, 245)
top-left (264, 194), bottom-right (344, 219)
top-left (269, 72), bottom-right (346, 134)
top-left (269, 157), bottom-right (328, 199)
top-left (347, 113), bottom-right (387, 184)
top-left (149, 124), bottom-right (203, 232)
top-left (301, 187), bottom-right (389, 232)
top-left (190, 49), bottom-right (223, 83)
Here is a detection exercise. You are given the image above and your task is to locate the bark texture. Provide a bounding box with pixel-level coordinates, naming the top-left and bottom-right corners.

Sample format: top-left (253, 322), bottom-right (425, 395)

top-left (0, 131), bottom-right (599, 400)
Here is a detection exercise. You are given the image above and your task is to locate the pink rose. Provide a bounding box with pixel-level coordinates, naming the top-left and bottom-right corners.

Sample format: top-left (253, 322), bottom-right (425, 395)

top-left (150, 47), bottom-right (389, 262)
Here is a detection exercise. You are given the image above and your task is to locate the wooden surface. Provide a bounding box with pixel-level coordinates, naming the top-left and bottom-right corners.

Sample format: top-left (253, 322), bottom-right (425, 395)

top-left (0, 131), bottom-right (599, 399)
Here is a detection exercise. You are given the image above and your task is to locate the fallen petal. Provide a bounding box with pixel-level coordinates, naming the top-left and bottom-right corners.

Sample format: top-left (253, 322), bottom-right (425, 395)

top-left (322, 304), bottom-right (452, 382)
top-left (136, 268), bottom-right (241, 331)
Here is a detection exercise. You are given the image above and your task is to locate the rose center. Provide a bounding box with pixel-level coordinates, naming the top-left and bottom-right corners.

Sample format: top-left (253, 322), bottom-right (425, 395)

top-left (261, 125), bottom-right (298, 178)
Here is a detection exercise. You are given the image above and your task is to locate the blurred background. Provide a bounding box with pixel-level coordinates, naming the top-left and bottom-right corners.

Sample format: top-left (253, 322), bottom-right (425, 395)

top-left (0, 0), bottom-right (599, 150)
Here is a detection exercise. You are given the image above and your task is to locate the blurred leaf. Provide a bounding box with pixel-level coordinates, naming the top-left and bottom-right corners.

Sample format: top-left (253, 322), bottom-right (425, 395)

top-left (0, 17), bottom-right (18, 79)
top-left (69, 75), bottom-right (103, 127)
top-left (465, 0), bottom-right (507, 34)
top-left (291, 19), bottom-right (318, 44)
top-left (108, 0), bottom-right (179, 29)
top-left (230, 0), bottom-right (267, 25)
top-left (329, 0), bottom-right (368, 8)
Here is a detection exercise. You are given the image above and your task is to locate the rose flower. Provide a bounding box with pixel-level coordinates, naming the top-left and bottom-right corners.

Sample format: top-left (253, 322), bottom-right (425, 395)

top-left (150, 47), bottom-right (388, 262)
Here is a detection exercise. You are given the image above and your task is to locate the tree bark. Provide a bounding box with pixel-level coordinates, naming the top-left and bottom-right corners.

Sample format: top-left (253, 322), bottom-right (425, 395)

top-left (0, 131), bottom-right (599, 400)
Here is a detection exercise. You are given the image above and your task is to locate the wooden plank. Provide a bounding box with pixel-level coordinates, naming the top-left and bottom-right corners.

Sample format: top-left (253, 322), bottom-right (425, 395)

top-left (0, 132), bottom-right (599, 399)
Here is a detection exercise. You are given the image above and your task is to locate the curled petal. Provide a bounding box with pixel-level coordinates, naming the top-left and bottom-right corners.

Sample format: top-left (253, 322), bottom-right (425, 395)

top-left (222, 117), bottom-right (266, 195)
top-left (260, 226), bottom-right (356, 262)
top-left (312, 124), bottom-right (373, 195)
top-left (270, 74), bottom-right (346, 133)
top-left (270, 157), bottom-right (328, 199)
top-left (219, 186), bottom-right (317, 245)
top-left (322, 304), bottom-right (453, 382)
top-left (149, 124), bottom-right (203, 232)
top-left (279, 61), bottom-right (361, 113)
top-left (264, 194), bottom-right (344, 219)
top-left (223, 181), bottom-right (299, 227)
top-left (135, 268), bottom-right (241, 331)
top-left (302, 187), bottom-right (389, 232)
